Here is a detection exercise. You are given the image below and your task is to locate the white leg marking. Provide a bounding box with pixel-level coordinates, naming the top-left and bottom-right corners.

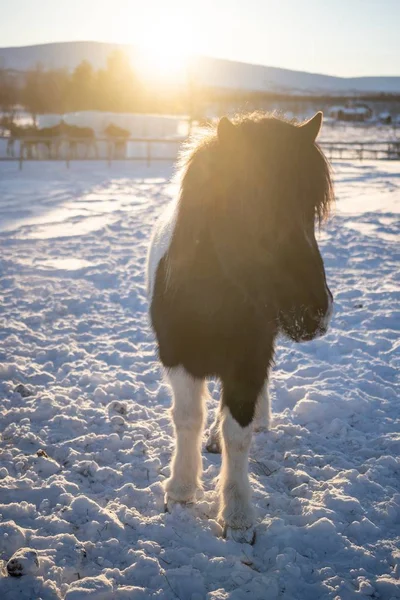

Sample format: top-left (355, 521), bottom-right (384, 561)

top-left (219, 407), bottom-right (255, 534)
top-left (165, 367), bottom-right (206, 504)
top-left (254, 382), bottom-right (271, 432)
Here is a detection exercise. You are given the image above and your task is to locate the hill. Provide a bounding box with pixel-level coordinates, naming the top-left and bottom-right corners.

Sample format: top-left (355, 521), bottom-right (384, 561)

top-left (1, 41), bottom-right (400, 95)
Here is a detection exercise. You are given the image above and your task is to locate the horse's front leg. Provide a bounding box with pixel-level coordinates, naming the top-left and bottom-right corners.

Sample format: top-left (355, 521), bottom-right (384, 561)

top-left (165, 367), bottom-right (206, 507)
top-left (219, 376), bottom-right (262, 543)
top-left (206, 380), bottom-right (270, 453)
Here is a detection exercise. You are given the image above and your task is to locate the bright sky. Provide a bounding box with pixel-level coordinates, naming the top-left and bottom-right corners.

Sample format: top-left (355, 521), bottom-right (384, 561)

top-left (1, 0), bottom-right (399, 77)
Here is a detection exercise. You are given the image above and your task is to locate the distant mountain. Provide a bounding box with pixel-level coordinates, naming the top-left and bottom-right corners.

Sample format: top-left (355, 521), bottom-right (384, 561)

top-left (1, 41), bottom-right (400, 96)
top-left (195, 56), bottom-right (400, 96)
top-left (0, 41), bottom-right (136, 72)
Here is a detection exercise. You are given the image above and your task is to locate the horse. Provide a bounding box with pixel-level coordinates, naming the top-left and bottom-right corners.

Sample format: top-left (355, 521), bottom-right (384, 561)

top-left (6, 122), bottom-right (64, 159)
top-left (37, 122), bottom-right (98, 159)
top-left (105, 124), bottom-right (130, 159)
top-left (65, 124), bottom-right (98, 159)
top-left (37, 123), bottom-right (66, 159)
top-left (146, 111), bottom-right (334, 543)
top-left (6, 123), bottom-right (39, 159)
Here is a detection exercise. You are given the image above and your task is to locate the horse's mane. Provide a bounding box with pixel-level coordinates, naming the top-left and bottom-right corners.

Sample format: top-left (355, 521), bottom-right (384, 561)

top-left (168, 112), bottom-right (334, 294)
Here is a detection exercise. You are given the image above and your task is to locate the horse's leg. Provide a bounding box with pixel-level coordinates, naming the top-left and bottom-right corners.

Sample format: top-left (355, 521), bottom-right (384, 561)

top-left (165, 366), bottom-right (206, 507)
top-left (206, 406), bottom-right (222, 453)
top-left (254, 381), bottom-right (271, 432)
top-left (206, 380), bottom-right (269, 453)
top-left (219, 375), bottom-right (261, 543)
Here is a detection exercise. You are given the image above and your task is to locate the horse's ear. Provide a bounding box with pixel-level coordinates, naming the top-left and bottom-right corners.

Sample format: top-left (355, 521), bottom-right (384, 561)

top-left (218, 117), bottom-right (236, 145)
top-left (299, 111), bottom-right (323, 142)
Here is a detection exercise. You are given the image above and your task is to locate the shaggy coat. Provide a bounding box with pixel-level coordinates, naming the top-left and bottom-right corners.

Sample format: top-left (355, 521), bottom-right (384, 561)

top-left (147, 112), bottom-right (334, 541)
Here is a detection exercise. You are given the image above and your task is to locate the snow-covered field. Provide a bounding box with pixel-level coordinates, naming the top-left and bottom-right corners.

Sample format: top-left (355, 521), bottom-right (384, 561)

top-left (0, 158), bottom-right (399, 600)
top-left (320, 123), bottom-right (400, 144)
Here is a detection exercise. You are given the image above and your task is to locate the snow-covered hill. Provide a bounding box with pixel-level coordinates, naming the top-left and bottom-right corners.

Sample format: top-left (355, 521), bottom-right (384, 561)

top-left (1, 41), bottom-right (400, 95)
top-left (0, 41), bottom-right (132, 73)
top-left (194, 55), bottom-right (400, 95)
top-left (0, 158), bottom-right (399, 599)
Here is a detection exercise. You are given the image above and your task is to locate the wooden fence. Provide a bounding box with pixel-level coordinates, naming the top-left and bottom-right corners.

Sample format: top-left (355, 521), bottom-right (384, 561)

top-left (0, 136), bottom-right (186, 170)
top-left (1, 136), bottom-right (400, 169)
top-left (320, 140), bottom-right (400, 161)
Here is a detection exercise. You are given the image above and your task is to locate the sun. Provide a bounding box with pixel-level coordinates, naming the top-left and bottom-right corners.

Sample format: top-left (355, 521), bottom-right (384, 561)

top-left (136, 44), bottom-right (192, 86)
top-left (127, 14), bottom-right (196, 87)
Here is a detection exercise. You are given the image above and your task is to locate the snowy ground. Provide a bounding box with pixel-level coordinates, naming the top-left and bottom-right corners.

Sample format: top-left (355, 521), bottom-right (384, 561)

top-left (0, 159), bottom-right (399, 600)
top-left (320, 123), bottom-right (400, 144)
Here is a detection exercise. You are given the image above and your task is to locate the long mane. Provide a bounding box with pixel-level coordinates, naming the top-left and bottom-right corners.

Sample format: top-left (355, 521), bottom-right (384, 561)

top-left (168, 113), bottom-right (334, 298)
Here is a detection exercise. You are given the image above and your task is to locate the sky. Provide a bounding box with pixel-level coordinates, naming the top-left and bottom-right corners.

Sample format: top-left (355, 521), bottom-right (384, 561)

top-left (1, 0), bottom-right (399, 77)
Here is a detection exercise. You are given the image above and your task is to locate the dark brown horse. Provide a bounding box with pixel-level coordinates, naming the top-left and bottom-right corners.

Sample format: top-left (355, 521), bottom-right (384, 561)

top-left (66, 124), bottom-right (98, 159)
top-left (6, 123), bottom-right (39, 159)
top-left (6, 121), bottom-right (98, 160)
top-left (105, 123), bottom-right (130, 159)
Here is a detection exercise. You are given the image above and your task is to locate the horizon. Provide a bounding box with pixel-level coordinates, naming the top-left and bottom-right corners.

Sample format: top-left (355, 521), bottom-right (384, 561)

top-left (1, 0), bottom-right (400, 79)
top-left (2, 39), bottom-right (400, 81)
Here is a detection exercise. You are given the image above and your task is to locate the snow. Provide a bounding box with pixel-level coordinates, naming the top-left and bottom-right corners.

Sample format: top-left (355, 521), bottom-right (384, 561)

top-left (0, 158), bottom-right (399, 599)
top-left (6, 547), bottom-right (40, 577)
top-left (319, 122), bottom-right (400, 144)
top-left (328, 105), bottom-right (370, 117)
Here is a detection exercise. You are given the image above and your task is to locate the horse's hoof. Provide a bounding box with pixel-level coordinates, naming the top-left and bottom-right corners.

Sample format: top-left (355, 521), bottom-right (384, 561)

top-left (254, 424), bottom-right (269, 433)
top-left (254, 420), bottom-right (270, 433)
top-left (205, 439), bottom-right (221, 454)
top-left (164, 495), bottom-right (195, 514)
top-left (223, 525), bottom-right (256, 545)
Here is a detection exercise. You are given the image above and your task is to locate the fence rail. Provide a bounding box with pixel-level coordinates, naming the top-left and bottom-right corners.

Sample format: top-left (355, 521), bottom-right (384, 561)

top-left (320, 140), bottom-right (400, 160)
top-left (0, 136), bottom-right (186, 170)
top-left (1, 136), bottom-right (400, 168)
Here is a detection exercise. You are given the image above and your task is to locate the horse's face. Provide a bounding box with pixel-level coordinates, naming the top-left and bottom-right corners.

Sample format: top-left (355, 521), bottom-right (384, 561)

top-left (260, 114), bottom-right (333, 341)
top-left (216, 111), bottom-right (334, 343)
top-left (276, 224), bottom-right (333, 342)
top-left (262, 114), bottom-right (333, 342)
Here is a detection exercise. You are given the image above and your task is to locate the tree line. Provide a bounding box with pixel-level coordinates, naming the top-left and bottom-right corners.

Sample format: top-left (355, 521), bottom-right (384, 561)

top-left (0, 50), bottom-right (193, 125)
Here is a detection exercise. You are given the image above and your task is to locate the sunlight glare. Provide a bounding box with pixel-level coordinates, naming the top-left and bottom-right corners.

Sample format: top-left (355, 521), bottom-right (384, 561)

top-left (137, 45), bottom-right (191, 86)
top-left (130, 16), bottom-right (195, 87)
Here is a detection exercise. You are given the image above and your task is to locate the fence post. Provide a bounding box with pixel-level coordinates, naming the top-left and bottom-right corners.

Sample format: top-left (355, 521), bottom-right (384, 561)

top-left (19, 141), bottom-right (23, 171)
